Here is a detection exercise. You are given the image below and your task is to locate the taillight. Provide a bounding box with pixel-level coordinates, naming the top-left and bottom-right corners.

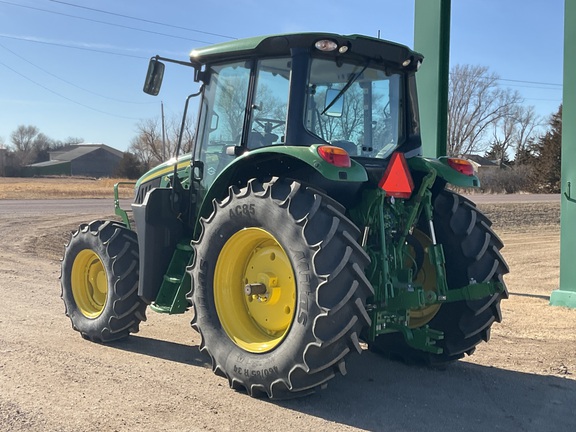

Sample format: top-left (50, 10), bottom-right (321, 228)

top-left (379, 152), bottom-right (414, 199)
top-left (447, 158), bottom-right (474, 176)
top-left (317, 145), bottom-right (351, 168)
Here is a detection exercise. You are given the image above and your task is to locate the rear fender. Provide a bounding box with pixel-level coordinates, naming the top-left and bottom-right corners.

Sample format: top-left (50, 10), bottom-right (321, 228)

top-left (195, 145), bottom-right (368, 235)
top-left (408, 156), bottom-right (480, 189)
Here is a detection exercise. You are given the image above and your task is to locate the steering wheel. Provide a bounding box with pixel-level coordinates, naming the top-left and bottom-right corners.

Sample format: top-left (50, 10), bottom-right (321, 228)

top-left (254, 117), bottom-right (285, 133)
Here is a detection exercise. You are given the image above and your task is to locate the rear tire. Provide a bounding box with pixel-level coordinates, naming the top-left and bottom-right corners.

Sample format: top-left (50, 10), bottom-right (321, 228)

top-left (369, 189), bottom-right (509, 365)
top-left (61, 220), bottom-right (147, 342)
top-left (189, 178), bottom-right (374, 399)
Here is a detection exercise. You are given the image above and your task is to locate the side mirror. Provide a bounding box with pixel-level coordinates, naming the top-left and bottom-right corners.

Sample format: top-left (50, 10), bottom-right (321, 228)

top-left (324, 88), bottom-right (344, 117)
top-left (143, 57), bottom-right (165, 96)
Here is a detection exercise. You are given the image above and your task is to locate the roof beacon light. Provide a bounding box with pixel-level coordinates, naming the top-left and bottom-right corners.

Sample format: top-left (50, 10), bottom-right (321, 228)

top-left (317, 145), bottom-right (351, 168)
top-left (447, 158), bottom-right (475, 176)
top-left (378, 152), bottom-right (414, 199)
top-left (315, 39), bottom-right (338, 52)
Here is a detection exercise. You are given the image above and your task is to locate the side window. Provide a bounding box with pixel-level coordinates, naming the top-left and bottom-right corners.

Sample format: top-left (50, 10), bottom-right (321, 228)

top-left (247, 58), bottom-right (290, 149)
top-left (196, 62), bottom-right (251, 188)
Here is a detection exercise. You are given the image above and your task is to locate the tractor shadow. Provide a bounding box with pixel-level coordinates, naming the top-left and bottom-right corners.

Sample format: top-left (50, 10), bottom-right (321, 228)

top-left (105, 334), bottom-right (576, 432)
top-left (108, 335), bottom-right (211, 367)
top-left (277, 350), bottom-right (576, 432)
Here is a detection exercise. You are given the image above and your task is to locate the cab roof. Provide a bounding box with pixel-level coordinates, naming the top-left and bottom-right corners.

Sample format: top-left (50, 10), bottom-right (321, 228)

top-left (189, 33), bottom-right (423, 70)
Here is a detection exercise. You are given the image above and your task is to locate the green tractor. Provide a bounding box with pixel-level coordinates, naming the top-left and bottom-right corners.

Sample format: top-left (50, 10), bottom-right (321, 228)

top-left (61, 33), bottom-right (508, 399)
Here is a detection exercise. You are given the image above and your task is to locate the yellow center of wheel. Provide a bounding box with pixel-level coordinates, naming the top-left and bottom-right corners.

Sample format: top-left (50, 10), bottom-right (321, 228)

top-left (407, 229), bottom-right (441, 328)
top-left (214, 228), bottom-right (296, 353)
top-left (71, 249), bottom-right (108, 318)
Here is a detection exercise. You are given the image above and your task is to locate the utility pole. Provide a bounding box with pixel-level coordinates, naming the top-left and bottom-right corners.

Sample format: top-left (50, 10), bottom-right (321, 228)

top-left (161, 101), bottom-right (167, 161)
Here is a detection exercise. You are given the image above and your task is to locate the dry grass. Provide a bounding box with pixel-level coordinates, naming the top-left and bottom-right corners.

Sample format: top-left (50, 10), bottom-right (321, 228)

top-left (0, 177), bottom-right (135, 199)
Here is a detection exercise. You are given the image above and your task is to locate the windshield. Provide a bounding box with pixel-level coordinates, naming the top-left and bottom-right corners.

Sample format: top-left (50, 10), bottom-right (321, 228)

top-left (305, 58), bottom-right (402, 159)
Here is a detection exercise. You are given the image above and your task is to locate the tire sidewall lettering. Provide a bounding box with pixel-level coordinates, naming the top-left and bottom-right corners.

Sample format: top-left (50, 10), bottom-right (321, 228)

top-left (229, 203), bottom-right (255, 219)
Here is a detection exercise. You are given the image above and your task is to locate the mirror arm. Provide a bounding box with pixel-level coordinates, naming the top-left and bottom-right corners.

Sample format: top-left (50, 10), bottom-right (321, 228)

top-left (152, 55), bottom-right (196, 69)
top-left (172, 85), bottom-right (204, 181)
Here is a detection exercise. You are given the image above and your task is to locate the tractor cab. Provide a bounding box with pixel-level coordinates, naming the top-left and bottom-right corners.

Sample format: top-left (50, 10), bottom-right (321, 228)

top-left (145, 33), bottom-right (424, 192)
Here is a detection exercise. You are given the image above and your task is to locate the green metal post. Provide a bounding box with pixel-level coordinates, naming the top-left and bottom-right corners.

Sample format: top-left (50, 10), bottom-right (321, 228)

top-left (414, 0), bottom-right (451, 158)
top-left (550, 0), bottom-right (576, 308)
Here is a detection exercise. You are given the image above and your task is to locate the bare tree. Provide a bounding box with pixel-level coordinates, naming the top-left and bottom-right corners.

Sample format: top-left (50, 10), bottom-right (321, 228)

top-left (130, 115), bottom-right (195, 167)
top-left (448, 64), bottom-right (522, 156)
top-left (129, 118), bottom-right (163, 166)
top-left (513, 106), bottom-right (541, 162)
top-left (488, 104), bottom-right (541, 166)
top-left (10, 125), bottom-right (40, 165)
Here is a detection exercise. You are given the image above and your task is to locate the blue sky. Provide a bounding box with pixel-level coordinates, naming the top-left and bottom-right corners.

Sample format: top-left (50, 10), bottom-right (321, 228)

top-left (0, 0), bottom-right (565, 152)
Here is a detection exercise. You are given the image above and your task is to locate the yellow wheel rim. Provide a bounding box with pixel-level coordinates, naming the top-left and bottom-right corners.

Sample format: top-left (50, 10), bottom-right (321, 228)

top-left (214, 228), bottom-right (296, 353)
top-left (407, 229), bottom-right (441, 329)
top-left (71, 249), bottom-right (108, 318)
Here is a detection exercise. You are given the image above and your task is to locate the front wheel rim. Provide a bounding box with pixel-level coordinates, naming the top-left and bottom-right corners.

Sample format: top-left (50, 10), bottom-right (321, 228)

top-left (214, 228), bottom-right (296, 353)
top-left (71, 249), bottom-right (108, 318)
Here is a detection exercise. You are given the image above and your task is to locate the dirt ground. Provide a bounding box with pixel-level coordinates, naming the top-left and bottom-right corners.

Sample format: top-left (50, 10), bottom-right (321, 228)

top-left (0, 197), bottom-right (574, 432)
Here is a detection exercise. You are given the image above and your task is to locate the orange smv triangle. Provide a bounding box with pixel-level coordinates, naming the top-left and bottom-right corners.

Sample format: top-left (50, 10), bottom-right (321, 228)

top-left (378, 152), bottom-right (414, 199)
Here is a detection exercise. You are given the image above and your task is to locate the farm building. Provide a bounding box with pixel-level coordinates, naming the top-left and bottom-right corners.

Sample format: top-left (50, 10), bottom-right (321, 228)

top-left (24, 143), bottom-right (123, 177)
top-left (465, 154), bottom-right (501, 174)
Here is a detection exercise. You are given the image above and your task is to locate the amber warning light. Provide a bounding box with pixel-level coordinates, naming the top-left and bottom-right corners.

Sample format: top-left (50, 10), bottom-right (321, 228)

top-left (447, 158), bottom-right (475, 176)
top-left (317, 145), bottom-right (351, 168)
top-left (378, 152), bottom-right (414, 199)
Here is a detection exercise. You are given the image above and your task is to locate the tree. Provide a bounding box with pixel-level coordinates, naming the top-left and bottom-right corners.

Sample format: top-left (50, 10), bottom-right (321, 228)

top-left (487, 105), bottom-right (540, 167)
top-left (33, 133), bottom-right (54, 163)
top-left (512, 106), bottom-right (540, 161)
top-left (114, 152), bottom-right (147, 179)
top-left (528, 106), bottom-right (562, 193)
top-left (129, 115), bottom-right (195, 168)
top-left (448, 64), bottom-right (522, 156)
top-left (10, 125), bottom-right (40, 165)
top-left (484, 142), bottom-right (511, 167)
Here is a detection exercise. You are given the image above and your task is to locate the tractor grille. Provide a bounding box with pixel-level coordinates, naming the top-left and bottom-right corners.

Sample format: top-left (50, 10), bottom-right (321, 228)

top-left (134, 178), bottom-right (161, 204)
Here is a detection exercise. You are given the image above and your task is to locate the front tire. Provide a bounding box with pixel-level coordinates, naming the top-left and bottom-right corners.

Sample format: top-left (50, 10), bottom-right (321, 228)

top-left (189, 178), bottom-right (374, 399)
top-left (61, 220), bottom-right (147, 342)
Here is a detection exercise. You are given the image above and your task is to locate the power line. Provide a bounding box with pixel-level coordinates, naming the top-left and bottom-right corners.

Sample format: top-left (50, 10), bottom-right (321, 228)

top-left (0, 42), bottom-right (155, 105)
top-left (450, 71), bottom-right (562, 89)
top-left (0, 1), bottom-right (216, 44)
top-left (0, 34), bottom-right (148, 59)
top-left (0, 59), bottom-right (141, 120)
top-left (524, 97), bottom-right (563, 102)
top-left (499, 82), bottom-right (563, 91)
top-left (497, 77), bottom-right (562, 87)
top-left (2, 1), bottom-right (562, 91)
top-left (48, 0), bottom-right (236, 40)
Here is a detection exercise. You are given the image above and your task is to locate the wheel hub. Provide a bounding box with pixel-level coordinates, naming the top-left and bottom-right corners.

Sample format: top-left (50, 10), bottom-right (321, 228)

top-left (214, 228), bottom-right (296, 353)
top-left (71, 249), bottom-right (108, 318)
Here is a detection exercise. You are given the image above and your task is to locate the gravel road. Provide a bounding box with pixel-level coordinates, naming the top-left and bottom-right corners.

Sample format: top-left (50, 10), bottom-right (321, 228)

top-left (0, 195), bottom-right (574, 432)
